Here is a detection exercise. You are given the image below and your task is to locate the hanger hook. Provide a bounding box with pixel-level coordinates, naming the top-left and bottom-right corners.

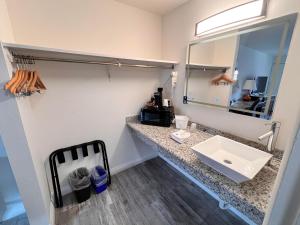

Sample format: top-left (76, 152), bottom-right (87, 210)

top-left (15, 54), bottom-right (20, 70)
top-left (21, 55), bottom-right (25, 70)
top-left (25, 56), bottom-right (29, 70)
top-left (117, 61), bottom-right (121, 68)
top-left (31, 56), bottom-right (35, 69)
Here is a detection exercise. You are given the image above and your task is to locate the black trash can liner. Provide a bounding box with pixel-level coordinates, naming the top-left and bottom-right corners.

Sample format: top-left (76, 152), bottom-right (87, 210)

top-left (69, 167), bottom-right (91, 203)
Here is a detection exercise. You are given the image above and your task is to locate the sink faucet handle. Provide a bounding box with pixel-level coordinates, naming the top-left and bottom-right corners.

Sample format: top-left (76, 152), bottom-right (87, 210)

top-left (260, 121), bottom-right (281, 152)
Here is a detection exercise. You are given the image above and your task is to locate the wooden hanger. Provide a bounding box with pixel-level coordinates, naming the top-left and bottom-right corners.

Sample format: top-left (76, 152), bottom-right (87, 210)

top-left (23, 71), bottom-right (33, 93)
top-left (17, 70), bottom-right (29, 93)
top-left (4, 69), bottom-right (20, 91)
top-left (211, 73), bottom-right (235, 86)
top-left (10, 70), bottom-right (24, 94)
top-left (28, 71), bottom-right (38, 93)
top-left (4, 56), bottom-right (47, 96)
top-left (35, 71), bottom-right (47, 90)
top-left (20, 70), bottom-right (32, 93)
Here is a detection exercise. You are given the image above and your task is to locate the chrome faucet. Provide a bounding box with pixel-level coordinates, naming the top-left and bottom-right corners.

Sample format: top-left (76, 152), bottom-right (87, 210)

top-left (258, 121), bottom-right (280, 152)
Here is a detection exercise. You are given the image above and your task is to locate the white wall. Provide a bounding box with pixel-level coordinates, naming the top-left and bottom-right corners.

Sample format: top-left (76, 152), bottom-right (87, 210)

top-left (3, 0), bottom-right (165, 221)
top-left (3, 1), bottom-right (299, 225)
top-left (238, 45), bottom-right (273, 78)
top-left (188, 36), bottom-right (238, 106)
top-left (162, 0), bottom-right (300, 151)
top-left (0, 139), bottom-right (20, 206)
top-left (0, 1), bottom-right (49, 225)
top-left (0, 138), bottom-right (7, 218)
top-left (5, 0), bottom-right (162, 59)
top-left (0, 47), bottom-right (49, 225)
top-left (16, 62), bottom-right (162, 200)
top-left (189, 41), bottom-right (214, 65)
top-left (266, 125), bottom-right (300, 225)
top-left (0, 0), bottom-right (14, 42)
top-left (0, 158), bottom-right (20, 204)
top-left (0, 157), bottom-right (26, 221)
top-left (188, 70), bottom-right (233, 106)
top-left (232, 45), bottom-right (273, 100)
top-left (0, 137), bottom-right (7, 157)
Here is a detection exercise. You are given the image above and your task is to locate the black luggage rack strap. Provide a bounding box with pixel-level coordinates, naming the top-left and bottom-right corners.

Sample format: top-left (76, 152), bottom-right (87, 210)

top-left (49, 140), bottom-right (111, 208)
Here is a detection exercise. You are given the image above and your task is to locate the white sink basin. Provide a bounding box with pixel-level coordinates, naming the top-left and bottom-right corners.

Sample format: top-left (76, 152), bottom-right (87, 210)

top-left (191, 135), bottom-right (273, 183)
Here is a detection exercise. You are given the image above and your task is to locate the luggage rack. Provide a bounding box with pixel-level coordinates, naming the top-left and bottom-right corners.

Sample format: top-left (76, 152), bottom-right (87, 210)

top-left (49, 140), bottom-right (111, 208)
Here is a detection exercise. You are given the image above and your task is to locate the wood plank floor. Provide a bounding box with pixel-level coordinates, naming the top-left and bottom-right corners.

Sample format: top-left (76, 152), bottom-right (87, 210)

top-left (0, 213), bottom-right (29, 225)
top-left (55, 157), bottom-right (247, 225)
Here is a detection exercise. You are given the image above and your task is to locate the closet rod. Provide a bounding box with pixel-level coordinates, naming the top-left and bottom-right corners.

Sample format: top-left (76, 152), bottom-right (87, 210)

top-left (12, 55), bottom-right (175, 69)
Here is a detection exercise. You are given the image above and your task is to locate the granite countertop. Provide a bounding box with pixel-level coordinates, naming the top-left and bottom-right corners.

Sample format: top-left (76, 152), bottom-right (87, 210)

top-left (126, 117), bottom-right (283, 225)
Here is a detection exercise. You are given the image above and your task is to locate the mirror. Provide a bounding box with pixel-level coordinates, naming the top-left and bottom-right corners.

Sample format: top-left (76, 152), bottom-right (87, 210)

top-left (185, 14), bottom-right (296, 119)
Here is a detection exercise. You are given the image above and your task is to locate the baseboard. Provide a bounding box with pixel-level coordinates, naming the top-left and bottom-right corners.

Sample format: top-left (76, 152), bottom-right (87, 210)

top-left (49, 201), bottom-right (55, 225)
top-left (110, 152), bottom-right (158, 175)
top-left (159, 154), bottom-right (257, 225)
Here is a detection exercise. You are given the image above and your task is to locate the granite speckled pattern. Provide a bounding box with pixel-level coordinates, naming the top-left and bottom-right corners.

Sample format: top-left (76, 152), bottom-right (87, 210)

top-left (126, 117), bottom-right (283, 225)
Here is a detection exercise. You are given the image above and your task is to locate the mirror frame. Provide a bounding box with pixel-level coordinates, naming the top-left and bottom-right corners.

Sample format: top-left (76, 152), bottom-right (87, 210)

top-left (184, 13), bottom-right (297, 118)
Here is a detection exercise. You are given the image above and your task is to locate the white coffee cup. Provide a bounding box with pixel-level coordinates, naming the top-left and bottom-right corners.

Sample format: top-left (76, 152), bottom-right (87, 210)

top-left (163, 99), bottom-right (170, 107)
top-left (190, 123), bottom-right (197, 132)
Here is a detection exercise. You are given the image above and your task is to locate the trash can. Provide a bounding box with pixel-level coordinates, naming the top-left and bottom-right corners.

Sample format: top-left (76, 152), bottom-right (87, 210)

top-left (69, 167), bottom-right (91, 203)
top-left (91, 166), bottom-right (108, 194)
top-left (175, 115), bottom-right (189, 129)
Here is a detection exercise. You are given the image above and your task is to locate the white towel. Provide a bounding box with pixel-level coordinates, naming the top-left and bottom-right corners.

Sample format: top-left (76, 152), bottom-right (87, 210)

top-left (170, 130), bottom-right (191, 144)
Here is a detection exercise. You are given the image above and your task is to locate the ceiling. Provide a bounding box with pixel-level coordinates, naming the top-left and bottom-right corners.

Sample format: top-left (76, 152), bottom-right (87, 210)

top-left (240, 20), bottom-right (296, 56)
top-left (115, 0), bottom-right (190, 15)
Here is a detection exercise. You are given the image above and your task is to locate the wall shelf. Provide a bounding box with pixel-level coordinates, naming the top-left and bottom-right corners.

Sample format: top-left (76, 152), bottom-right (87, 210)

top-left (187, 64), bottom-right (230, 71)
top-left (2, 42), bottom-right (178, 69)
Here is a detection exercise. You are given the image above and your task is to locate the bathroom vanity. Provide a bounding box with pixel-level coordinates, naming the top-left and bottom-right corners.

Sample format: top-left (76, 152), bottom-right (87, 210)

top-left (127, 117), bottom-right (282, 225)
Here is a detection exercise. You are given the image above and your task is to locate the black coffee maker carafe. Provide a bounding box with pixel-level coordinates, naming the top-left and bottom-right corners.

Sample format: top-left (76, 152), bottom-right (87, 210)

top-left (154, 87), bottom-right (163, 108)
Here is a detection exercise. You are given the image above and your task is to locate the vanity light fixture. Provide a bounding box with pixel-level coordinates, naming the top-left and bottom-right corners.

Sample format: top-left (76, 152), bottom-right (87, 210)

top-left (195, 0), bottom-right (267, 36)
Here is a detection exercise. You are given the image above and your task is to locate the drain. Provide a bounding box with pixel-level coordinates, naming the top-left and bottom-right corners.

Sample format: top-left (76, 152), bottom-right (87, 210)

top-left (223, 159), bottom-right (232, 164)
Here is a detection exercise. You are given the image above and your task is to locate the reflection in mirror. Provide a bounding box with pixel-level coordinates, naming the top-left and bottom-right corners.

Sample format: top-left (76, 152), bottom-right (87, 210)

top-left (185, 14), bottom-right (296, 120)
top-left (186, 35), bottom-right (237, 107)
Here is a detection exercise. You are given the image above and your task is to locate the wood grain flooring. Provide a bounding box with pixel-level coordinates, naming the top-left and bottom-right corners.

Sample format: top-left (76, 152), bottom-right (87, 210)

top-left (55, 157), bottom-right (247, 225)
top-left (0, 213), bottom-right (29, 225)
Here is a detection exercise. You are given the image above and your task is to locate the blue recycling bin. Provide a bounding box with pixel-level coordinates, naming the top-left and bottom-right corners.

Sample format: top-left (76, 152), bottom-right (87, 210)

top-left (90, 166), bottom-right (108, 194)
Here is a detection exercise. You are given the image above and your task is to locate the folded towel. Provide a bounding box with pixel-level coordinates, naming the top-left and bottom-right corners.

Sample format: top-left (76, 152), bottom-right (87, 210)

top-left (170, 130), bottom-right (191, 144)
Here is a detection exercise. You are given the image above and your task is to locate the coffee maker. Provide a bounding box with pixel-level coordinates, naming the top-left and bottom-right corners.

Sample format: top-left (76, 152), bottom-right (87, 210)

top-left (140, 88), bottom-right (174, 127)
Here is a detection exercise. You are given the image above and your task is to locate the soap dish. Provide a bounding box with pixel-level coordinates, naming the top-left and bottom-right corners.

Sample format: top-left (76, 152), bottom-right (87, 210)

top-left (170, 130), bottom-right (191, 144)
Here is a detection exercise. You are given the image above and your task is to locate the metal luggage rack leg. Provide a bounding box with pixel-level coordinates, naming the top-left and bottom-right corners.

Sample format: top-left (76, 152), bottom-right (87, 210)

top-left (49, 140), bottom-right (111, 208)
